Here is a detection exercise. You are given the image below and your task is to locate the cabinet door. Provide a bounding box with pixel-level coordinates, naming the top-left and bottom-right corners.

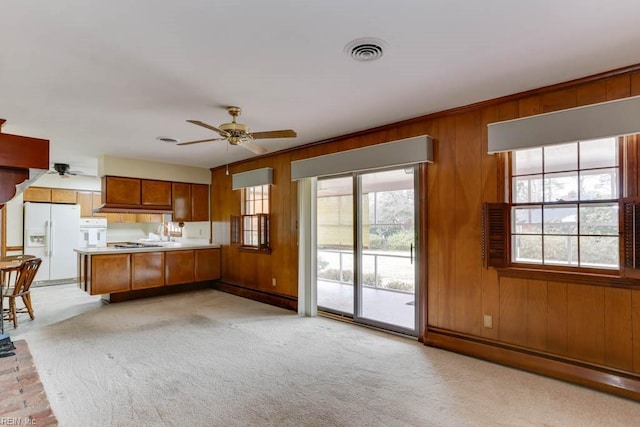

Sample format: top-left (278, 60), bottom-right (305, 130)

top-left (132, 252), bottom-right (165, 290)
top-left (51, 188), bottom-right (77, 204)
top-left (195, 248), bottom-right (220, 281)
top-left (92, 192), bottom-right (107, 217)
top-left (104, 176), bottom-right (141, 205)
top-left (23, 187), bottom-right (51, 202)
top-left (77, 191), bottom-right (93, 217)
top-left (172, 182), bottom-right (192, 222)
top-left (141, 179), bottom-right (172, 207)
top-left (165, 250), bottom-right (195, 285)
top-left (106, 213), bottom-right (122, 223)
top-left (90, 254), bottom-right (131, 294)
top-left (191, 184), bottom-right (209, 222)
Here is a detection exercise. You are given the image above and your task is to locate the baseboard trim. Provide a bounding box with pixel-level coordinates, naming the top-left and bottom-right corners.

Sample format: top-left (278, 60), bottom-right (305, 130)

top-left (426, 328), bottom-right (640, 401)
top-left (212, 281), bottom-right (297, 312)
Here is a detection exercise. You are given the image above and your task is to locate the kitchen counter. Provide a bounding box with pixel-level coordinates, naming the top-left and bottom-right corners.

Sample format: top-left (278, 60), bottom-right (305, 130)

top-left (74, 241), bottom-right (220, 255)
top-left (76, 243), bottom-right (221, 300)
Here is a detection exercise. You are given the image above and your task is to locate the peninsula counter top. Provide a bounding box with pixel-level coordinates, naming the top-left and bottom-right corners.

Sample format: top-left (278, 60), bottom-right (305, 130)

top-left (74, 241), bottom-right (220, 255)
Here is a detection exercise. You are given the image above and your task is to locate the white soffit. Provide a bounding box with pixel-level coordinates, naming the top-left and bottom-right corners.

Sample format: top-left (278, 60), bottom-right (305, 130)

top-left (232, 168), bottom-right (273, 190)
top-left (290, 136), bottom-right (433, 181)
top-left (487, 95), bottom-right (640, 153)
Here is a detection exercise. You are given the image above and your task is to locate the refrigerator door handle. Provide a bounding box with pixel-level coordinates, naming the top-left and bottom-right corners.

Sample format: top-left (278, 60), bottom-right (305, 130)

top-left (49, 220), bottom-right (55, 257)
top-left (44, 220), bottom-right (50, 256)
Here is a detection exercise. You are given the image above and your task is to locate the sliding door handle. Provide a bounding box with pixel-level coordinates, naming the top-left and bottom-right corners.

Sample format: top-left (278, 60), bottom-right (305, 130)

top-left (410, 243), bottom-right (414, 264)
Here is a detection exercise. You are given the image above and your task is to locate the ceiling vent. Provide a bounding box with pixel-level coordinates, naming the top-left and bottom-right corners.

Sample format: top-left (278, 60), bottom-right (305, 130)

top-left (344, 37), bottom-right (387, 62)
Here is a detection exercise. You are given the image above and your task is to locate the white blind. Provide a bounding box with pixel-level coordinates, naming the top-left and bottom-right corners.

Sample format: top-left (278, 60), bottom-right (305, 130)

top-left (231, 167), bottom-right (273, 190)
top-left (290, 135), bottom-right (433, 181)
top-left (488, 95), bottom-right (640, 153)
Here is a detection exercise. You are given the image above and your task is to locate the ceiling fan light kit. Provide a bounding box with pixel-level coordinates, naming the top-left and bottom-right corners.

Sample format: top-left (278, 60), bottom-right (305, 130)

top-left (180, 106), bottom-right (297, 155)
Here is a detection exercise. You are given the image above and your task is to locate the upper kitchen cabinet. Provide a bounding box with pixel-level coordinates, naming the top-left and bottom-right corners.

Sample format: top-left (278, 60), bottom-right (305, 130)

top-left (141, 179), bottom-right (172, 208)
top-left (103, 176), bottom-right (140, 206)
top-left (77, 191), bottom-right (106, 218)
top-left (191, 184), bottom-right (209, 222)
top-left (172, 183), bottom-right (209, 222)
top-left (23, 186), bottom-right (52, 202)
top-left (99, 176), bottom-right (173, 213)
top-left (51, 188), bottom-right (77, 204)
top-left (172, 182), bottom-right (191, 222)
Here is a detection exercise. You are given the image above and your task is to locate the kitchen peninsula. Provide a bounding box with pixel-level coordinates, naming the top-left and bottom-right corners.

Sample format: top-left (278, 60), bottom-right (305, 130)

top-left (75, 242), bottom-right (220, 302)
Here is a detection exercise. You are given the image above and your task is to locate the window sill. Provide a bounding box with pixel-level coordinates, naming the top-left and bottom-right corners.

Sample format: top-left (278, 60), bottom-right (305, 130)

top-left (496, 266), bottom-right (640, 289)
top-left (236, 246), bottom-right (272, 255)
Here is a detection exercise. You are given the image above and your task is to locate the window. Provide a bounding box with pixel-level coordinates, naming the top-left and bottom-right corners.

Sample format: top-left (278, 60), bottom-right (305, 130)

top-left (231, 184), bottom-right (270, 251)
top-left (510, 138), bottom-right (619, 269)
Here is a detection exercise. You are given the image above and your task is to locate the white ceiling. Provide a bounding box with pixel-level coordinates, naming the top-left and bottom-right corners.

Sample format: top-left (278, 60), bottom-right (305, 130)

top-left (2, 1), bottom-right (640, 176)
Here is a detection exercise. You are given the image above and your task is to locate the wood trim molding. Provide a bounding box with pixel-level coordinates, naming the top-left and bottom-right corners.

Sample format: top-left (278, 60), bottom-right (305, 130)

top-left (212, 281), bottom-right (297, 312)
top-left (6, 246), bottom-right (23, 252)
top-left (496, 267), bottom-right (640, 289)
top-left (426, 328), bottom-right (640, 401)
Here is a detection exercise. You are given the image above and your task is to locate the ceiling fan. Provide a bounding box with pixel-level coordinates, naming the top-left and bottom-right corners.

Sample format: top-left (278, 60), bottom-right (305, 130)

top-left (47, 163), bottom-right (84, 178)
top-left (178, 106), bottom-right (297, 155)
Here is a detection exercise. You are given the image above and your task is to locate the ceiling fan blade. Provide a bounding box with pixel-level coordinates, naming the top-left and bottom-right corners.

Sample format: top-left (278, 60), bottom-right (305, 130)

top-left (241, 140), bottom-right (268, 155)
top-left (250, 129), bottom-right (297, 139)
top-left (186, 120), bottom-right (230, 137)
top-left (177, 137), bottom-right (225, 146)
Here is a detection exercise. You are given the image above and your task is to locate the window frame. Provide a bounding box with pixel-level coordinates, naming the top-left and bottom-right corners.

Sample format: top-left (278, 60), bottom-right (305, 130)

top-left (505, 138), bottom-right (623, 275)
top-left (231, 184), bottom-right (271, 252)
top-left (482, 136), bottom-right (624, 278)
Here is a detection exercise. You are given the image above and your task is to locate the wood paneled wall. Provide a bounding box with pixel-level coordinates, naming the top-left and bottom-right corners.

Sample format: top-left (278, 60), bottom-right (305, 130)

top-left (211, 65), bottom-right (640, 383)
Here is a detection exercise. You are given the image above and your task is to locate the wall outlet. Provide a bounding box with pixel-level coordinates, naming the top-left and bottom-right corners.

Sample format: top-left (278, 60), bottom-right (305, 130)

top-left (483, 315), bottom-right (493, 328)
top-left (272, 278), bottom-right (277, 287)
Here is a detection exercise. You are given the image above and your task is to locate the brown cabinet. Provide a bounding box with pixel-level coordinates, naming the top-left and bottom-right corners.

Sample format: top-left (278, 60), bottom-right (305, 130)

top-left (90, 254), bottom-right (131, 294)
top-left (23, 186), bottom-right (51, 202)
top-left (103, 176), bottom-right (141, 206)
top-left (195, 248), bottom-right (220, 281)
top-left (132, 252), bottom-right (165, 290)
top-left (51, 188), bottom-right (77, 203)
top-left (191, 184), bottom-right (209, 222)
top-left (172, 182), bottom-right (191, 222)
top-left (165, 250), bottom-right (195, 286)
top-left (141, 179), bottom-right (172, 208)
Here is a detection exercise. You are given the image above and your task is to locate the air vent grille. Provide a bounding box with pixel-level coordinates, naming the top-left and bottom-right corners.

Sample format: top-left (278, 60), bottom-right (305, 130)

top-left (344, 38), bottom-right (387, 62)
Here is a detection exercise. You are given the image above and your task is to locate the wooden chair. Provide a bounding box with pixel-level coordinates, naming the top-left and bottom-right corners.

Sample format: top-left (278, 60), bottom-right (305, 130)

top-left (2, 258), bottom-right (41, 328)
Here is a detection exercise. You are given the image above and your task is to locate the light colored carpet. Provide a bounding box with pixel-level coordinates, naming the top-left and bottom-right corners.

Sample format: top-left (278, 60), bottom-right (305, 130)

top-left (9, 284), bottom-right (640, 426)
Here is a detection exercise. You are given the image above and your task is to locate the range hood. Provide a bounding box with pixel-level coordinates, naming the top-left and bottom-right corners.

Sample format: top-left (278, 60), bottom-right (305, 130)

top-left (93, 204), bottom-right (174, 214)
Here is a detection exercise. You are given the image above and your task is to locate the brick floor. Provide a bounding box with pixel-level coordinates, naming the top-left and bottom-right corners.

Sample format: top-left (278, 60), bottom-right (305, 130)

top-left (0, 340), bottom-right (57, 426)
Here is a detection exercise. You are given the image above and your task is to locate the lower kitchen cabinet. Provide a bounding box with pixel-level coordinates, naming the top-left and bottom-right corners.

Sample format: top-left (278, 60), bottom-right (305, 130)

top-left (165, 250), bottom-right (195, 286)
top-left (195, 248), bottom-right (221, 281)
top-left (78, 247), bottom-right (221, 296)
top-left (132, 252), bottom-right (165, 290)
top-left (91, 254), bottom-right (131, 294)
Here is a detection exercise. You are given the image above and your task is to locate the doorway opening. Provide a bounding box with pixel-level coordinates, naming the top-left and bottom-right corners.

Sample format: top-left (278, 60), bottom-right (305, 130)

top-left (316, 167), bottom-right (418, 335)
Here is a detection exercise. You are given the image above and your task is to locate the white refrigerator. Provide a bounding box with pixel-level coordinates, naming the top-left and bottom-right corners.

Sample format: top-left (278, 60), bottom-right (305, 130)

top-left (24, 202), bottom-right (80, 283)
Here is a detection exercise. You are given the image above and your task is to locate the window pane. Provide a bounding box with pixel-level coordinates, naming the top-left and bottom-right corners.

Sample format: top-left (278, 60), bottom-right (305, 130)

top-left (580, 168), bottom-right (618, 200)
top-left (579, 204), bottom-right (618, 235)
top-left (544, 172), bottom-right (578, 202)
top-left (543, 235), bottom-right (578, 266)
top-left (580, 138), bottom-right (618, 169)
top-left (544, 143), bottom-right (577, 172)
top-left (580, 236), bottom-right (619, 269)
top-left (543, 205), bottom-right (577, 235)
top-left (512, 235), bottom-right (542, 264)
top-left (513, 148), bottom-right (542, 175)
top-left (512, 206), bottom-right (542, 234)
top-left (513, 175), bottom-right (543, 203)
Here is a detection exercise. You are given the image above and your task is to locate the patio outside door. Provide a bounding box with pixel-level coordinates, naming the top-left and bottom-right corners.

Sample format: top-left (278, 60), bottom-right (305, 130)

top-left (316, 167), bottom-right (418, 335)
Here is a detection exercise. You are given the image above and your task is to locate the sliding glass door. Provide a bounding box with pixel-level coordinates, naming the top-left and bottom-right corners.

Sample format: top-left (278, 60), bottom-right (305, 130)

top-left (316, 167), bottom-right (418, 335)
